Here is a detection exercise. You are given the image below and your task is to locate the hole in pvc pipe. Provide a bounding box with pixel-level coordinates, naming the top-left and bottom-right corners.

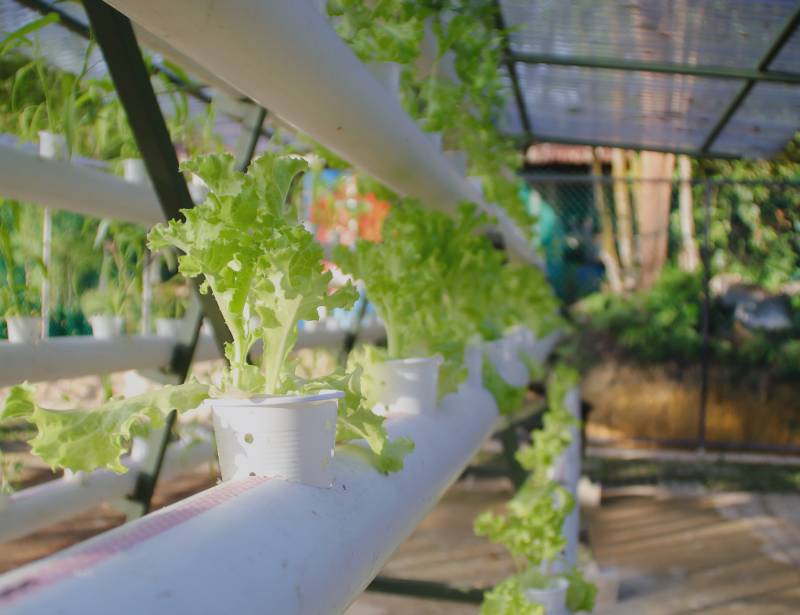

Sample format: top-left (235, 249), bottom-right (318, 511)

top-left (244, 433), bottom-right (254, 444)
top-left (249, 472), bottom-right (256, 477)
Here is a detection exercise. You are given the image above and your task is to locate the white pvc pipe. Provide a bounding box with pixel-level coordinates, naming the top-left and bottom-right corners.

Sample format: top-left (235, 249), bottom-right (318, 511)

top-left (0, 145), bottom-right (162, 226)
top-left (0, 384), bottom-right (498, 614)
top-left (0, 336), bottom-right (198, 388)
top-left (103, 0), bottom-right (539, 266)
top-left (0, 324), bottom-right (385, 387)
top-left (557, 386), bottom-right (582, 569)
top-left (0, 437), bottom-right (214, 544)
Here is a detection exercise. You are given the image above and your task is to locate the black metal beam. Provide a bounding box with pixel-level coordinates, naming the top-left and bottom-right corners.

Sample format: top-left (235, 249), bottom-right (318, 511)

top-left (82, 0), bottom-right (231, 354)
top-left (700, 2), bottom-right (800, 153)
top-left (367, 576), bottom-right (486, 604)
top-left (492, 0), bottom-right (532, 134)
top-left (506, 51), bottom-right (800, 85)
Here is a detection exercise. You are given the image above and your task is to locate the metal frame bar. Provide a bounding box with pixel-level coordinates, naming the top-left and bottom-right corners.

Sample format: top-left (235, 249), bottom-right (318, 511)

top-left (506, 51), bottom-right (800, 85)
top-left (82, 0), bottom-right (232, 513)
top-left (512, 132), bottom-right (741, 159)
top-left (366, 577), bottom-right (486, 604)
top-left (700, 2), bottom-right (800, 152)
top-left (493, 0), bottom-right (532, 134)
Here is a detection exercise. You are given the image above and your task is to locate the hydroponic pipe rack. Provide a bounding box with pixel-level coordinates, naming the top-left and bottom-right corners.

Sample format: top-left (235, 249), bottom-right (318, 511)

top-left (0, 436), bottom-right (214, 544)
top-left (99, 0), bottom-right (538, 265)
top-left (0, 144), bottom-right (162, 226)
top-left (0, 384), bottom-right (498, 614)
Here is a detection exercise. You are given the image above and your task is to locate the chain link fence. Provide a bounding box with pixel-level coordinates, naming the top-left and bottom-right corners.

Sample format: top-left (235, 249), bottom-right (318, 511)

top-left (525, 173), bottom-right (800, 453)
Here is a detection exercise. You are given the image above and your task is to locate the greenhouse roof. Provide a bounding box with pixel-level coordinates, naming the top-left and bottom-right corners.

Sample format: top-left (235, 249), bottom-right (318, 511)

top-left (498, 0), bottom-right (800, 159)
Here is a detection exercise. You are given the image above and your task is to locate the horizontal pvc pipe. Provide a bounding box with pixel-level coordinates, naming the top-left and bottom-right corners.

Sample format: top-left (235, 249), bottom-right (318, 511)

top-left (0, 325), bottom-right (384, 387)
top-left (102, 0), bottom-right (539, 266)
top-left (0, 385), bottom-right (498, 614)
top-left (0, 144), bottom-right (162, 226)
top-left (0, 436), bottom-right (214, 544)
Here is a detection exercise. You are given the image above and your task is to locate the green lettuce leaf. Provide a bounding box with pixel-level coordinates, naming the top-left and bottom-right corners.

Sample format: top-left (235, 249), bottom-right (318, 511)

top-left (482, 357), bottom-right (526, 416)
top-left (1, 382), bottom-right (209, 473)
top-left (149, 152), bottom-right (356, 395)
top-left (480, 577), bottom-right (544, 615)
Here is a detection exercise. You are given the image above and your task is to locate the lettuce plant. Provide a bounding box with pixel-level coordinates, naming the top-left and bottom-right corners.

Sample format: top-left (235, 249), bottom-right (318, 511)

top-left (327, 0), bottom-right (425, 64)
top-left (335, 202), bottom-right (496, 397)
top-left (475, 363), bottom-right (595, 613)
top-left (1, 152), bottom-right (412, 475)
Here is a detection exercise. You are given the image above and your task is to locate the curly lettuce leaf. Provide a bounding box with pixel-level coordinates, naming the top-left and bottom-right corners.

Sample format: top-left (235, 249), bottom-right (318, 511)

top-left (474, 481), bottom-right (573, 567)
top-left (1, 382), bottom-right (209, 474)
top-left (480, 577), bottom-right (544, 615)
top-left (150, 152), bottom-right (356, 395)
top-left (565, 567), bottom-right (597, 613)
top-left (482, 357), bottom-right (526, 416)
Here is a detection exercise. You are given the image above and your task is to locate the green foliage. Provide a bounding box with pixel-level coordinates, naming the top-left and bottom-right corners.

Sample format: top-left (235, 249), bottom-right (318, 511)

top-left (480, 576), bottom-right (544, 615)
top-left (698, 134), bottom-right (800, 291)
top-left (564, 567), bottom-right (598, 613)
top-left (149, 152), bottom-right (357, 395)
top-left (335, 202), bottom-right (495, 397)
top-left (153, 277), bottom-right (189, 319)
top-left (474, 480), bottom-right (573, 567)
top-left (1, 382), bottom-right (209, 473)
top-left (576, 266), bottom-right (800, 377)
top-left (329, 0), bottom-right (537, 238)
top-left (327, 0), bottom-right (425, 63)
top-left (482, 357), bottom-right (526, 416)
top-left (0, 200), bottom-right (44, 316)
top-left (575, 267), bottom-right (703, 362)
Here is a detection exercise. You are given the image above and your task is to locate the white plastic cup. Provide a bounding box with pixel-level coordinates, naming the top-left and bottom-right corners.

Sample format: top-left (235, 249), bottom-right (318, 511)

top-left (89, 315), bottom-right (124, 339)
top-left (483, 337), bottom-right (528, 387)
top-left (209, 390), bottom-right (343, 488)
top-left (524, 577), bottom-right (568, 615)
top-left (38, 131), bottom-right (67, 160)
top-left (366, 62), bottom-right (401, 97)
top-left (368, 357), bottom-right (442, 416)
top-left (155, 317), bottom-right (183, 338)
top-left (122, 158), bottom-right (148, 184)
top-left (6, 316), bottom-right (41, 343)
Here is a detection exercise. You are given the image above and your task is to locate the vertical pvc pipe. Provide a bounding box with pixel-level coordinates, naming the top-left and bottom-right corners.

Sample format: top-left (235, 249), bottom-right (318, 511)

top-left (561, 385), bottom-right (582, 568)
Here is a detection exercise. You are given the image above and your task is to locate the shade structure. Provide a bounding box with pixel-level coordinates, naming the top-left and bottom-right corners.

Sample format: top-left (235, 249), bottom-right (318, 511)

top-left (500, 0), bottom-right (800, 158)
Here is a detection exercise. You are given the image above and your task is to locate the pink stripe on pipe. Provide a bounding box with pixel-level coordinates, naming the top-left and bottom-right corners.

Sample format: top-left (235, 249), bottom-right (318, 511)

top-left (0, 477), bottom-right (268, 605)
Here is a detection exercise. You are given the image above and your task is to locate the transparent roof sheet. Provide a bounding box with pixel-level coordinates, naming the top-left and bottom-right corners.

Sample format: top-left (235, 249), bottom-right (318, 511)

top-left (501, 0), bottom-right (797, 68)
top-left (714, 82), bottom-right (800, 156)
top-left (518, 63), bottom-right (744, 151)
top-left (500, 0), bottom-right (800, 158)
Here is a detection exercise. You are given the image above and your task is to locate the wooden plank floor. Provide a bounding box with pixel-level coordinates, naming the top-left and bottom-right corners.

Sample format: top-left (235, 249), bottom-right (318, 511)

top-left (587, 492), bottom-right (800, 615)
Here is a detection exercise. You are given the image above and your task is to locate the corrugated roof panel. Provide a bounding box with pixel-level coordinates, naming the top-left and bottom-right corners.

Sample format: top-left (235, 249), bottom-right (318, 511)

top-left (712, 82), bottom-right (800, 157)
top-left (501, 0), bottom-right (798, 69)
top-left (518, 63), bottom-right (743, 151)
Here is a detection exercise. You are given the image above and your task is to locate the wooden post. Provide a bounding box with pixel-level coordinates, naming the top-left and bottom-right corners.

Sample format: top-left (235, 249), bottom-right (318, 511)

top-left (592, 149), bottom-right (623, 293)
